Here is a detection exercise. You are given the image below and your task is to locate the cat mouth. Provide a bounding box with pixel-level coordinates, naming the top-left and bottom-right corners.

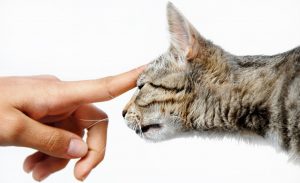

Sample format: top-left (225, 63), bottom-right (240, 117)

top-left (135, 124), bottom-right (161, 134)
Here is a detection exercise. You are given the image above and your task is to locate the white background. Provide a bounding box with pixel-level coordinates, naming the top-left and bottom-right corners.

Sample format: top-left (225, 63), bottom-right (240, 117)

top-left (1, 0), bottom-right (300, 182)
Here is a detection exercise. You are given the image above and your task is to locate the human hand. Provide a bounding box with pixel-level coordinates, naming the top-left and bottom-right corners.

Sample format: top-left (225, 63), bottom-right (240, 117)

top-left (0, 66), bottom-right (145, 181)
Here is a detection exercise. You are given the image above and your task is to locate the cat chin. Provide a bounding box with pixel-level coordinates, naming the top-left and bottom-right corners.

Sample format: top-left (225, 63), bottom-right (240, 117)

top-left (139, 128), bottom-right (184, 142)
top-left (136, 123), bottom-right (188, 142)
top-left (142, 129), bottom-right (288, 153)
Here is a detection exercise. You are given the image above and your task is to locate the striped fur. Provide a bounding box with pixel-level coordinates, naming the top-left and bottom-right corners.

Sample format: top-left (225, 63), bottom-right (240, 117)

top-left (123, 3), bottom-right (300, 157)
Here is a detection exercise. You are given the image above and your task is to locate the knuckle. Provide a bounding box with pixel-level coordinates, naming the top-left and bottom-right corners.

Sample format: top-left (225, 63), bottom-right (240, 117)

top-left (45, 130), bottom-right (62, 153)
top-left (103, 76), bottom-right (115, 99)
top-left (60, 161), bottom-right (68, 169)
top-left (103, 76), bottom-right (113, 87)
top-left (93, 151), bottom-right (105, 168)
top-left (98, 153), bottom-right (105, 163)
top-left (2, 115), bottom-right (25, 142)
top-left (53, 159), bottom-right (69, 170)
top-left (97, 76), bottom-right (116, 100)
top-left (89, 147), bottom-right (106, 167)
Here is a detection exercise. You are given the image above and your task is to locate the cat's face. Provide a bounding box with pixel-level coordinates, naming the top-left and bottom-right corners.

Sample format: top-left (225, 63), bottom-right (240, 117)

top-left (123, 52), bottom-right (192, 141)
top-left (123, 3), bottom-right (216, 141)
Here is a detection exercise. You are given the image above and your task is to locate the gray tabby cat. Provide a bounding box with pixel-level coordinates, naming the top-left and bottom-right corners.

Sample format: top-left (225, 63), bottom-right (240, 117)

top-left (123, 2), bottom-right (300, 157)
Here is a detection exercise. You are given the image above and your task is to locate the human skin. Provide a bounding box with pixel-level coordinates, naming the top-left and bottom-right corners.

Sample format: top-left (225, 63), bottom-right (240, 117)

top-left (0, 65), bottom-right (145, 181)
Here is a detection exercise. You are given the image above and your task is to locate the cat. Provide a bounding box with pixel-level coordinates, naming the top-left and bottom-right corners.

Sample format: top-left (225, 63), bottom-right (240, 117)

top-left (122, 2), bottom-right (300, 158)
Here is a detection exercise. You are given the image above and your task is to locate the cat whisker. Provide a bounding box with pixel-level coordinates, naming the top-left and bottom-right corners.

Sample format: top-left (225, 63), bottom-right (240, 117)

top-left (79, 118), bottom-right (109, 129)
top-left (138, 122), bottom-right (144, 138)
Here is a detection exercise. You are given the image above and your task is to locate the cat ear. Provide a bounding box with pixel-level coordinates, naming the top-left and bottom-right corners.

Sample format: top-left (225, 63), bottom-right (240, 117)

top-left (167, 2), bottom-right (204, 61)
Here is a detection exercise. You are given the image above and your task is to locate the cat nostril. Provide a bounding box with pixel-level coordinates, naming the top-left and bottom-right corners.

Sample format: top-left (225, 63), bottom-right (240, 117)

top-left (135, 129), bottom-right (141, 134)
top-left (122, 110), bottom-right (127, 118)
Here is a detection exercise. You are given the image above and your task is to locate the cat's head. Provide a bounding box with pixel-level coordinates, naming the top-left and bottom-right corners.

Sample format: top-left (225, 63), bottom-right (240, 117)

top-left (123, 2), bottom-right (227, 141)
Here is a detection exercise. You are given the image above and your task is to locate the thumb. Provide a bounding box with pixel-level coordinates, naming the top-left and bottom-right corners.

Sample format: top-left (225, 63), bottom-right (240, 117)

top-left (10, 112), bottom-right (88, 159)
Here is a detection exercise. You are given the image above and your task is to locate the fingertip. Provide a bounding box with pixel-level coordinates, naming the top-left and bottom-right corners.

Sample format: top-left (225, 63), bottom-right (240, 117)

top-left (75, 169), bottom-right (90, 182)
top-left (23, 152), bottom-right (46, 174)
top-left (133, 64), bottom-right (147, 74)
top-left (103, 65), bottom-right (147, 98)
top-left (74, 149), bottom-right (105, 181)
top-left (126, 64), bottom-right (147, 81)
top-left (23, 162), bottom-right (31, 174)
top-left (32, 159), bottom-right (51, 182)
top-left (74, 160), bottom-right (91, 181)
top-left (32, 165), bottom-right (49, 182)
top-left (31, 157), bottom-right (69, 182)
top-left (23, 156), bottom-right (32, 173)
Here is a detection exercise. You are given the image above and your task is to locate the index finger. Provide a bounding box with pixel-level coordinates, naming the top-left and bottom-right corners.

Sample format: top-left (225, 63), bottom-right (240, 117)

top-left (59, 65), bottom-right (146, 104)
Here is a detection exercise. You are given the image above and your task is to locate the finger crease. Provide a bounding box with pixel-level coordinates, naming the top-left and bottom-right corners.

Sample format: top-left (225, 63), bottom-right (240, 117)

top-left (107, 89), bottom-right (115, 99)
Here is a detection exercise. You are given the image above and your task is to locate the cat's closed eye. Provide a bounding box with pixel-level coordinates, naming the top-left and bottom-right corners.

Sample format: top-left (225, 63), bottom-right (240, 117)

top-left (149, 83), bottom-right (184, 93)
top-left (138, 83), bottom-right (145, 90)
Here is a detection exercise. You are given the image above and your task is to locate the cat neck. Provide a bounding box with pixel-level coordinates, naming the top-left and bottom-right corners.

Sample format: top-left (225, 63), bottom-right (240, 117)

top-left (184, 47), bottom-right (300, 137)
top-left (185, 77), bottom-right (271, 137)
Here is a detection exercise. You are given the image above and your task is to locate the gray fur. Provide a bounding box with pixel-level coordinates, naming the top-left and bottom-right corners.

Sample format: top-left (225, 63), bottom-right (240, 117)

top-left (123, 2), bottom-right (300, 156)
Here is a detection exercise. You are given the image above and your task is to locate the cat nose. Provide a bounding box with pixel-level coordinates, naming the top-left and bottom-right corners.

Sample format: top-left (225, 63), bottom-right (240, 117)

top-left (122, 110), bottom-right (127, 118)
top-left (135, 128), bottom-right (141, 134)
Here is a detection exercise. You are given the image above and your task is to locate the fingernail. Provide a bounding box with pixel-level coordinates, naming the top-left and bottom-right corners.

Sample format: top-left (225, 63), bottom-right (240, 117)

top-left (67, 139), bottom-right (87, 157)
top-left (137, 64), bottom-right (147, 71)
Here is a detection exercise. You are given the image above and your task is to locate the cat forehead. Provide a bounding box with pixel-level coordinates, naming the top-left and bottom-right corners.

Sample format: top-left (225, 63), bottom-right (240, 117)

top-left (151, 52), bottom-right (178, 68)
top-left (137, 52), bottom-right (185, 84)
